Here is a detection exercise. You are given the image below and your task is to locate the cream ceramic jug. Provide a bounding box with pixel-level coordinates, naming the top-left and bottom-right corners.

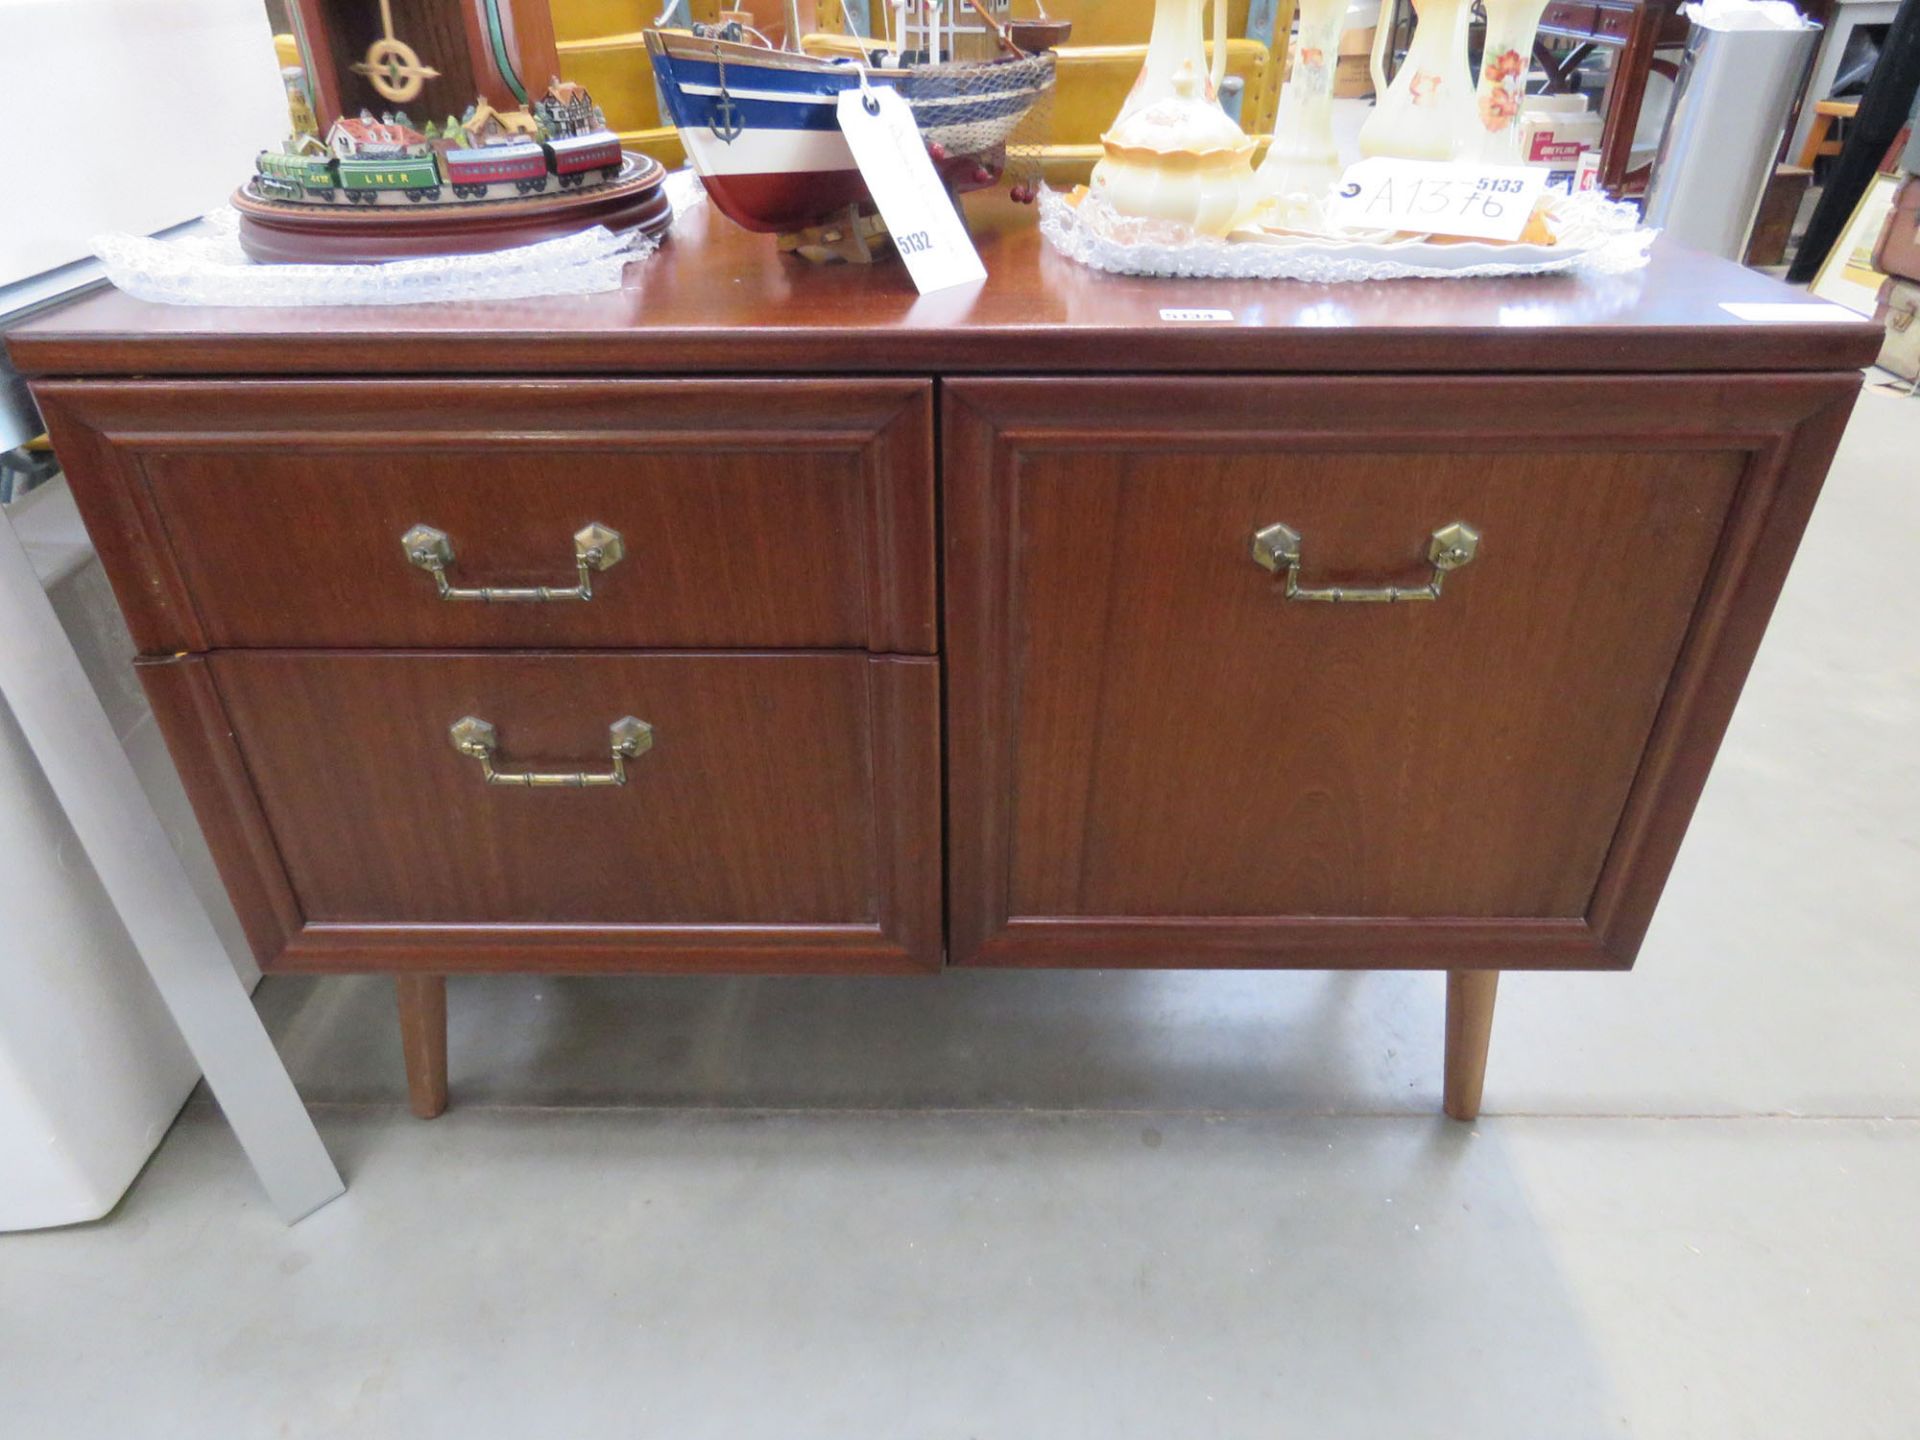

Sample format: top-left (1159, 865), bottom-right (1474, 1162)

top-left (1117, 0), bottom-right (1214, 121)
top-left (1357, 0), bottom-right (1479, 160)
top-left (1255, 0), bottom-right (1347, 201)
top-left (1467, 0), bottom-right (1552, 162)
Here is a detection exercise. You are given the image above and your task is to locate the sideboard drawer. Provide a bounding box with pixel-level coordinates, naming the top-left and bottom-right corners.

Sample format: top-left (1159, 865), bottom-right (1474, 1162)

top-left (945, 374), bottom-right (1859, 969)
top-left (1538, 1), bottom-right (1601, 32)
top-left (37, 380), bottom-right (935, 655)
top-left (1592, 4), bottom-right (1636, 39)
top-left (140, 650), bottom-right (942, 972)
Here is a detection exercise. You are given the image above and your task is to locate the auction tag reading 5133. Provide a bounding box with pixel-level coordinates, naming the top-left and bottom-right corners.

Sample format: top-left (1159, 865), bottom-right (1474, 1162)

top-left (836, 86), bottom-right (987, 294)
top-left (1326, 158), bottom-right (1547, 243)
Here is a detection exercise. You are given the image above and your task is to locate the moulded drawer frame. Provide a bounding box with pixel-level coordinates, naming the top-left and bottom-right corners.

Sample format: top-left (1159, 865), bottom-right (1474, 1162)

top-left (137, 649), bottom-right (945, 975)
top-left (33, 378), bottom-right (938, 657)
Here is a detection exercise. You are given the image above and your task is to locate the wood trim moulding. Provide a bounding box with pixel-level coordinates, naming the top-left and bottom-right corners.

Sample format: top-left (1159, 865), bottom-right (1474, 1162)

top-left (935, 372), bottom-right (1868, 452)
top-left (35, 390), bottom-right (211, 656)
top-left (279, 923), bottom-right (936, 975)
top-left (27, 377), bottom-right (931, 443)
top-left (136, 655), bottom-right (303, 966)
top-left (866, 656), bottom-right (945, 968)
top-left (973, 917), bottom-right (1614, 970)
top-left (1585, 377), bottom-right (1862, 963)
top-left (861, 391), bottom-right (939, 655)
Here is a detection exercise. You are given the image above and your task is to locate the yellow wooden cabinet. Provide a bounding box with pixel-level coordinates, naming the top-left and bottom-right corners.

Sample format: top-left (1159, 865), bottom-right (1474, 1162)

top-left (550, 0), bottom-right (728, 168)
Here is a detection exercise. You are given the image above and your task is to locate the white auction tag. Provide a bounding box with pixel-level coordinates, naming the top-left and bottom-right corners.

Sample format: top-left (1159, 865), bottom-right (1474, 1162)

top-left (1719, 301), bottom-right (1862, 323)
top-left (836, 86), bottom-right (987, 294)
top-left (1327, 158), bottom-right (1547, 243)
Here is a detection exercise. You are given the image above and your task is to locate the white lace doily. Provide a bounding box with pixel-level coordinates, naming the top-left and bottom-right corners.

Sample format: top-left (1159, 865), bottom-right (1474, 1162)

top-left (1039, 185), bottom-right (1656, 283)
top-left (92, 169), bottom-right (708, 307)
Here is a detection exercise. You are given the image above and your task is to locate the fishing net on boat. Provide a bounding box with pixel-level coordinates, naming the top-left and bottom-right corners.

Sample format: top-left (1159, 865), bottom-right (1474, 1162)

top-left (900, 51), bottom-right (1055, 196)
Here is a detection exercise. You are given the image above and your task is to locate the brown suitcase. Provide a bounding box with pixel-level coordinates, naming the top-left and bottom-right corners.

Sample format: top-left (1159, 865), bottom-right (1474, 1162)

top-left (1872, 175), bottom-right (1920, 284)
top-left (1873, 276), bottom-right (1920, 382)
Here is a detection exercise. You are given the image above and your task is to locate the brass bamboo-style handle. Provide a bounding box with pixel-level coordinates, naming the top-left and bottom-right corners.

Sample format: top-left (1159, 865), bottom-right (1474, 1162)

top-left (403, 523), bottom-right (623, 603)
top-left (448, 715), bottom-right (652, 788)
top-left (1251, 521), bottom-right (1480, 604)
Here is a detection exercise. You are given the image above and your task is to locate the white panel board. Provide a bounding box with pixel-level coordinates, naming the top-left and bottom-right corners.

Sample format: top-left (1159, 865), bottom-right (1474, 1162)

top-left (0, 0), bottom-right (291, 284)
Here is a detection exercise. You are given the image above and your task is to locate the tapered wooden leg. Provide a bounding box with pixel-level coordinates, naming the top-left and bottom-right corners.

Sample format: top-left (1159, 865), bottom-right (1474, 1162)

top-left (1443, 969), bottom-right (1499, 1121)
top-left (395, 975), bottom-right (448, 1120)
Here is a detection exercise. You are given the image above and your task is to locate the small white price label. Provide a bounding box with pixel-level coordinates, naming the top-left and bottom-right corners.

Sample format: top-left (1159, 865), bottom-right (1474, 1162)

top-left (835, 86), bottom-right (987, 295)
top-left (1160, 308), bottom-right (1234, 322)
top-left (1719, 301), bottom-right (1862, 323)
top-left (1327, 158), bottom-right (1547, 243)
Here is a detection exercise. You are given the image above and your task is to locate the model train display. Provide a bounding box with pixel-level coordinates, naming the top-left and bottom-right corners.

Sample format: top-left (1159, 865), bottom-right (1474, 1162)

top-left (249, 81), bottom-right (627, 209)
top-left (233, 20), bottom-right (673, 263)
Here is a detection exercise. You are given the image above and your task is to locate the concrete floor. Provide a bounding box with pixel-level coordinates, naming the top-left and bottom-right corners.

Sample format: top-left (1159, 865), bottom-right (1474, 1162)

top-left (2, 386), bottom-right (1916, 1437)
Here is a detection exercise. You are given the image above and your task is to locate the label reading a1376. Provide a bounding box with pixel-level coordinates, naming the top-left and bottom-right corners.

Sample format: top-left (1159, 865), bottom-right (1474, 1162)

top-left (1326, 158), bottom-right (1547, 243)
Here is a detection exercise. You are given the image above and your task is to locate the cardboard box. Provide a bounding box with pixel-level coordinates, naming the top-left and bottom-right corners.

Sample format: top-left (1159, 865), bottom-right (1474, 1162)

top-left (1520, 94), bottom-right (1602, 167)
top-left (1333, 27), bottom-right (1374, 98)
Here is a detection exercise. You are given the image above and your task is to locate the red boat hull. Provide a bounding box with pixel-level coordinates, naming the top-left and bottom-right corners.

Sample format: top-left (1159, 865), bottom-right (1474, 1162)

top-left (700, 169), bottom-right (872, 234)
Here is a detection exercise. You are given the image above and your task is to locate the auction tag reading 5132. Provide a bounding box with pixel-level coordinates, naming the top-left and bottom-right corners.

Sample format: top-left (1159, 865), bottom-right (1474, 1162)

top-left (1326, 158), bottom-right (1547, 243)
top-left (836, 86), bottom-right (987, 294)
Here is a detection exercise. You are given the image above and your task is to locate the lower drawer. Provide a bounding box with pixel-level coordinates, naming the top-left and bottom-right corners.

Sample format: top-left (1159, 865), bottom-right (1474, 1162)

top-left (140, 650), bottom-right (941, 973)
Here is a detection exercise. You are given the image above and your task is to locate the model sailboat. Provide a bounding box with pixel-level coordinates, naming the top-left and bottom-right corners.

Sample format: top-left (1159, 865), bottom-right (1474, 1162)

top-left (646, 0), bottom-right (1059, 236)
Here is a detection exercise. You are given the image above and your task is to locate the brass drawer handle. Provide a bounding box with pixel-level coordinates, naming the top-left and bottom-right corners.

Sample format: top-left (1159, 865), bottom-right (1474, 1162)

top-left (1251, 521), bottom-right (1480, 603)
top-left (448, 715), bottom-right (653, 788)
top-left (403, 522), bottom-right (623, 603)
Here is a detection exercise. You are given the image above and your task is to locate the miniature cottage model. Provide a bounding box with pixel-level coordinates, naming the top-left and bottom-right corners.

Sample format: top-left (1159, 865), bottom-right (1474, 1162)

top-left (326, 111), bottom-right (429, 159)
top-left (532, 79), bottom-right (603, 138)
top-left (459, 99), bottom-right (544, 147)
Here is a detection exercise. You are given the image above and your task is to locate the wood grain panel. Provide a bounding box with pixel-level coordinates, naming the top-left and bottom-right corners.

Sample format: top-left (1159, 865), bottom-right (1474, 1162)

top-left (944, 372), bottom-right (1862, 969)
top-left (34, 380), bottom-right (935, 656)
top-left (211, 650), bottom-right (874, 924)
top-left (1009, 446), bottom-right (1739, 917)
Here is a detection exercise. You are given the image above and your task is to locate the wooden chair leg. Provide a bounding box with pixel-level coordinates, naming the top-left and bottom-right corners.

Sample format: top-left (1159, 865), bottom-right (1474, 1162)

top-left (1795, 112), bottom-right (1832, 171)
top-left (1443, 969), bottom-right (1499, 1121)
top-left (395, 975), bottom-right (449, 1119)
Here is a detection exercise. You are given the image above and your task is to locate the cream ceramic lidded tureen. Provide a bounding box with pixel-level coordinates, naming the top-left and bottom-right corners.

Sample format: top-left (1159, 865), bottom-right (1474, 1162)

top-left (1090, 64), bottom-right (1259, 235)
top-left (1086, 0), bottom-right (1258, 237)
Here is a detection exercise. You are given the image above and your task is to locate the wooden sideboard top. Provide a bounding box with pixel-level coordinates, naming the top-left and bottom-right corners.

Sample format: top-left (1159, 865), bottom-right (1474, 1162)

top-left (6, 194), bottom-right (1882, 378)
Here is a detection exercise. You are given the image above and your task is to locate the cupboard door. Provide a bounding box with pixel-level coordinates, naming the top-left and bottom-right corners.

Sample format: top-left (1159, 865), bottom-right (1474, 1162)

top-left (36, 380), bottom-right (934, 655)
top-left (944, 375), bottom-right (1857, 970)
top-left (140, 651), bottom-right (942, 973)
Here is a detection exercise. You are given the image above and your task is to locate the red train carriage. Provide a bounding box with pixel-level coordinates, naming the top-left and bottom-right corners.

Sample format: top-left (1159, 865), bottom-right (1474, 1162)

top-left (544, 132), bottom-right (624, 188)
top-left (441, 140), bottom-right (550, 198)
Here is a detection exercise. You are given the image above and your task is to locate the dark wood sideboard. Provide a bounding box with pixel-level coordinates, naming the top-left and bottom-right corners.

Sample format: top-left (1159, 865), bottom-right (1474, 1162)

top-left (6, 198), bottom-right (1880, 1121)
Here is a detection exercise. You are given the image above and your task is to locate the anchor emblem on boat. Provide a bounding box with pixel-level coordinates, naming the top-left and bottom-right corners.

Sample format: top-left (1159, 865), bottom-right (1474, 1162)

top-left (708, 47), bottom-right (744, 143)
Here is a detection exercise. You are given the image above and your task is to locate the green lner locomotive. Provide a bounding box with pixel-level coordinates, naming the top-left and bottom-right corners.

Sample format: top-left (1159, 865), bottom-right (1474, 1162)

top-left (255, 149), bottom-right (338, 201)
